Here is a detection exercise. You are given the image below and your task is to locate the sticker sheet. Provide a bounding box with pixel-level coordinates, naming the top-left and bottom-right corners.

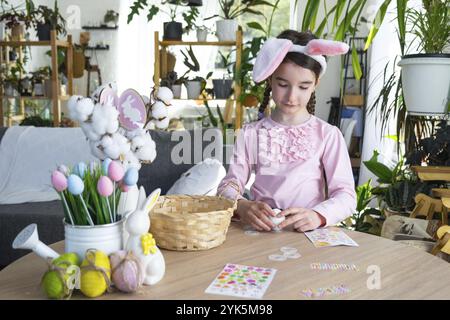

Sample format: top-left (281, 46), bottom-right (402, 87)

top-left (304, 229), bottom-right (359, 247)
top-left (205, 263), bottom-right (277, 299)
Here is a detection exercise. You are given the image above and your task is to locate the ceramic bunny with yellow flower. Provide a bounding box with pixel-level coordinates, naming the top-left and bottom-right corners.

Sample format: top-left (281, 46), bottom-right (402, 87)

top-left (125, 187), bottom-right (165, 285)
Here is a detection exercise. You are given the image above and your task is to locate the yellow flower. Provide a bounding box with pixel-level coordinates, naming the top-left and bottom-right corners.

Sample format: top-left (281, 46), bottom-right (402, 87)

top-left (141, 233), bottom-right (157, 255)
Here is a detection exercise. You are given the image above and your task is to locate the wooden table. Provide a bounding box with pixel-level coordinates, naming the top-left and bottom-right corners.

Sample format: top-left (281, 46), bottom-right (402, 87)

top-left (1, 223), bottom-right (449, 299)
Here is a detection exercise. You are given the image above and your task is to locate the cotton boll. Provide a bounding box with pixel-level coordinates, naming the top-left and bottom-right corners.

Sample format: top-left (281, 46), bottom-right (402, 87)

top-left (125, 128), bottom-right (146, 139)
top-left (131, 135), bottom-right (145, 152)
top-left (123, 151), bottom-right (141, 170)
top-left (111, 133), bottom-right (131, 155)
top-left (81, 122), bottom-right (101, 141)
top-left (151, 101), bottom-right (168, 119)
top-left (101, 135), bottom-right (113, 148)
top-left (103, 143), bottom-right (121, 160)
top-left (91, 104), bottom-right (119, 135)
top-left (145, 121), bottom-right (156, 130)
top-left (68, 97), bottom-right (94, 122)
top-left (90, 141), bottom-right (106, 159)
top-left (67, 95), bottom-right (83, 117)
top-left (155, 117), bottom-right (170, 130)
top-left (156, 87), bottom-right (173, 104)
top-left (135, 133), bottom-right (156, 162)
top-left (107, 81), bottom-right (118, 93)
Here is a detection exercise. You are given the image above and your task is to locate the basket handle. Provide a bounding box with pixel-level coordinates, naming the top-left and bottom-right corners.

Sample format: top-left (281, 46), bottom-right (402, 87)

top-left (217, 180), bottom-right (242, 202)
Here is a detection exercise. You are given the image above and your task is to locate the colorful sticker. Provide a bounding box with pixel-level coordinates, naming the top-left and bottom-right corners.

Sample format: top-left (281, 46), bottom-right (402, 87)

top-left (310, 263), bottom-right (359, 271)
top-left (205, 263), bottom-right (277, 299)
top-left (118, 89), bottom-right (146, 130)
top-left (301, 284), bottom-right (351, 298)
top-left (304, 229), bottom-right (359, 247)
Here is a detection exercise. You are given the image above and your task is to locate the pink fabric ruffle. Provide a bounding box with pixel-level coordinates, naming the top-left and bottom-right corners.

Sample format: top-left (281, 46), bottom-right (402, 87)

top-left (258, 121), bottom-right (317, 165)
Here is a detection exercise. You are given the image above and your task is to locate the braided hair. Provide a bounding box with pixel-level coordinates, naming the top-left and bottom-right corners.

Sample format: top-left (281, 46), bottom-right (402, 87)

top-left (257, 30), bottom-right (324, 120)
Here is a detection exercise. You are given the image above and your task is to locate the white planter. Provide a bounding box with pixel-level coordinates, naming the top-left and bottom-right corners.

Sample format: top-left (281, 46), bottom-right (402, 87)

top-left (185, 81), bottom-right (202, 99)
top-left (0, 22), bottom-right (5, 41)
top-left (398, 54), bottom-right (450, 116)
top-left (196, 29), bottom-right (208, 42)
top-left (171, 84), bottom-right (182, 99)
top-left (216, 19), bottom-right (238, 42)
top-left (64, 219), bottom-right (124, 260)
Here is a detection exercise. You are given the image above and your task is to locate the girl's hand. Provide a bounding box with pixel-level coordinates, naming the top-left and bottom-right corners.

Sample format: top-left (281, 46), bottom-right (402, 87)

top-left (278, 208), bottom-right (326, 232)
top-left (236, 199), bottom-right (276, 231)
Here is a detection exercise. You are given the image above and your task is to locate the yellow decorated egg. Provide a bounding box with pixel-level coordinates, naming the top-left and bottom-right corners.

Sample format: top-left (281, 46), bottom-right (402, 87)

top-left (80, 249), bottom-right (111, 298)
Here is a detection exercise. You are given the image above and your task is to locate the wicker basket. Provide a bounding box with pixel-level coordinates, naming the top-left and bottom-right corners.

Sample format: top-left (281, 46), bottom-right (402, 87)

top-left (149, 195), bottom-right (236, 251)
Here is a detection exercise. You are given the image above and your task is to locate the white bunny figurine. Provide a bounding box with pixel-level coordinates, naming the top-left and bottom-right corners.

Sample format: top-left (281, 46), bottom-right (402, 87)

top-left (125, 186), bottom-right (165, 285)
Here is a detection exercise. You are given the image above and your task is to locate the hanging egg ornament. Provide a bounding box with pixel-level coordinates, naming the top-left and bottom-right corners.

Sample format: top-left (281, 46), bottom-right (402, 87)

top-left (80, 249), bottom-right (111, 298)
top-left (109, 250), bottom-right (143, 293)
top-left (51, 170), bottom-right (68, 192)
top-left (99, 87), bottom-right (119, 107)
top-left (117, 89), bottom-right (146, 130)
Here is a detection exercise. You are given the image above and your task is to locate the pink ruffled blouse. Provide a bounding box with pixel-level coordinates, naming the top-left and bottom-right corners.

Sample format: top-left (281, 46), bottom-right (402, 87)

top-left (217, 115), bottom-right (356, 227)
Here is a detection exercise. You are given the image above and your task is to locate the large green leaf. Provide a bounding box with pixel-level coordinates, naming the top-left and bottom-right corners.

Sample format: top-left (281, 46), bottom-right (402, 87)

top-left (351, 46), bottom-right (363, 80)
top-left (247, 21), bottom-right (265, 33)
top-left (363, 150), bottom-right (394, 184)
top-left (302, 0), bottom-right (321, 31)
top-left (335, 0), bottom-right (365, 41)
top-left (364, 0), bottom-right (391, 51)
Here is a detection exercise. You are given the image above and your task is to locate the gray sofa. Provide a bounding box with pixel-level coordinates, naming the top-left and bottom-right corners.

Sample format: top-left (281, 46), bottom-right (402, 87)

top-left (0, 127), bottom-right (226, 268)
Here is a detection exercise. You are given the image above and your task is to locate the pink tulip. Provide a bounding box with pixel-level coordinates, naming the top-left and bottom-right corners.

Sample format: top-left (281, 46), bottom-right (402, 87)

top-left (108, 161), bottom-right (125, 182)
top-left (97, 176), bottom-right (114, 197)
top-left (51, 171), bottom-right (68, 192)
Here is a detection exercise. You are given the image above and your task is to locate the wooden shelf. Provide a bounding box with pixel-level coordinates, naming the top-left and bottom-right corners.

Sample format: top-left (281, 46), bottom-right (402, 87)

top-left (154, 30), bottom-right (244, 129)
top-left (343, 95), bottom-right (364, 106)
top-left (2, 95), bottom-right (70, 101)
top-left (86, 45), bottom-right (110, 50)
top-left (0, 40), bottom-right (70, 47)
top-left (82, 25), bottom-right (118, 30)
top-left (160, 40), bottom-right (237, 47)
top-left (351, 157), bottom-right (361, 168)
top-left (0, 30), bottom-right (73, 127)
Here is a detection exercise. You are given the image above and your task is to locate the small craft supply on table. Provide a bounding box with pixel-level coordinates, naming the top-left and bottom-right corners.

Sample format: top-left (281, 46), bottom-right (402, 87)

top-left (310, 263), bottom-right (359, 271)
top-left (268, 246), bottom-right (301, 261)
top-left (205, 263), bottom-right (277, 299)
top-left (304, 228), bottom-right (359, 247)
top-left (301, 284), bottom-right (351, 298)
top-left (269, 209), bottom-right (285, 232)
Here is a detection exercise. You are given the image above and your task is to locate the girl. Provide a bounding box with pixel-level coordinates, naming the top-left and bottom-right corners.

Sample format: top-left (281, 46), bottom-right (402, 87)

top-left (217, 30), bottom-right (356, 233)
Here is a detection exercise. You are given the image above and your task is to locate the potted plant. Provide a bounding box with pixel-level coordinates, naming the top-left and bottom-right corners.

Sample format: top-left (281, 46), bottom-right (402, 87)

top-left (195, 25), bottom-right (209, 41)
top-left (30, 66), bottom-right (51, 96)
top-left (397, 0), bottom-right (450, 116)
top-left (363, 150), bottom-right (431, 217)
top-left (340, 179), bottom-right (384, 236)
top-left (127, 0), bottom-right (195, 41)
top-left (160, 71), bottom-right (188, 99)
top-left (33, 1), bottom-right (66, 41)
top-left (406, 120), bottom-right (450, 166)
top-left (204, 0), bottom-right (273, 42)
top-left (104, 10), bottom-right (119, 28)
top-left (212, 74), bottom-right (233, 100)
top-left (0, 10), bottom-right (31, 40)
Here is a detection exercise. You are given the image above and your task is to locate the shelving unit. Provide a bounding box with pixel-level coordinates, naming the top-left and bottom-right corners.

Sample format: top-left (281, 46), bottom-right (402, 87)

top-left (338, 37), bottom-right (368, 184)
top-left (153, 30), bottom-right (244, 129)
top-left (0, 30), bottom-right (74, 127)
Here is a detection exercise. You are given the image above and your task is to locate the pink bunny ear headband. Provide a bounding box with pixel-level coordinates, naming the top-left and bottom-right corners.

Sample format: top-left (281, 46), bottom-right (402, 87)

top-left (252, 38), bottom-right (349, 83)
